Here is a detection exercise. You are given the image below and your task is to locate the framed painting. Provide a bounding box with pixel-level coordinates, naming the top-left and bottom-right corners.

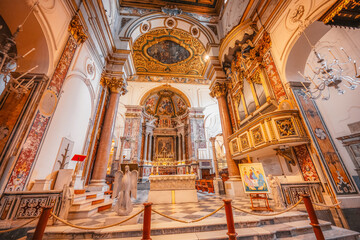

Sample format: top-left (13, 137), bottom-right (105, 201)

top-left (239, 163), bottom-right (270, 193)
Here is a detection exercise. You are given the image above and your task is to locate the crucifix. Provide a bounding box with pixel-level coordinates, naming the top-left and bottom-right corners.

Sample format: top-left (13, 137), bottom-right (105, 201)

top-left (58, 143), bottom-right (70, 169)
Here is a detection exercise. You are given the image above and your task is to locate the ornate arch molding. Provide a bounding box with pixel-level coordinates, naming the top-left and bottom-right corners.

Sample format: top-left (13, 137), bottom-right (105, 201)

top-left (120, 13), bottom-right (218, 46)
top-left (139, 85), bottom-right (191, 108)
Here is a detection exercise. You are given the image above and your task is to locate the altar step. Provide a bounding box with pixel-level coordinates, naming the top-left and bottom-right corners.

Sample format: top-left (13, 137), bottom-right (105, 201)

top-left (67, 191), bottom-right (113, 220)
top-left (27, 211), bottom-right (360, 239)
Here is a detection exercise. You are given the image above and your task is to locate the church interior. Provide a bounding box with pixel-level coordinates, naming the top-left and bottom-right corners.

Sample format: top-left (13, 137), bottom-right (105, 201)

top-left (0, 0), bottom-right (360, 239)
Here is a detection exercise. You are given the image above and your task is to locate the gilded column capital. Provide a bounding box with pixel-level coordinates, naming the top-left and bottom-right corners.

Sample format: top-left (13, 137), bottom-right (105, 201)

top-left (210, 82), bottom-right (228, 98)
top-left (209, 137), bottom-right (216, 144)
top-left (103, 76), bottom-right (127, 94)
top-left (68, 15), bottom-right (88, 44)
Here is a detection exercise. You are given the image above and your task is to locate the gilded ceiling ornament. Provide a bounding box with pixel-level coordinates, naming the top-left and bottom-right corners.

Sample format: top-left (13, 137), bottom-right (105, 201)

top-left (161, 5), bottom-right (182, 16)
top-left (68, 15), bottom-right (88, 44)
top-left (133, 28), bottom-right (206, 77)
top-left (321, 0), bottom-right (352, 24)
top-left (210, 82), bottom-right (227, 98)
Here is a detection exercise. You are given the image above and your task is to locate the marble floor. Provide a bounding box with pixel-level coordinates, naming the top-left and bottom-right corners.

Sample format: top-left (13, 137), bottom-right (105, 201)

top-left (65, 190), bottom-right (274, 227)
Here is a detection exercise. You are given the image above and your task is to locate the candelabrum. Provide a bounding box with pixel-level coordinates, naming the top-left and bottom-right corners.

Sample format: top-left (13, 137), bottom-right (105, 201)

top-left (298, 31), bottom-right (360, 100)
top-left (0, 2), bottom-right (39, 96)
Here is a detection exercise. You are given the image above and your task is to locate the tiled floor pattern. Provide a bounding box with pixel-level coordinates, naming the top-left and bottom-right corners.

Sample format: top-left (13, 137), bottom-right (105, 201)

top-left (64, 190), bottom-right (275, 227)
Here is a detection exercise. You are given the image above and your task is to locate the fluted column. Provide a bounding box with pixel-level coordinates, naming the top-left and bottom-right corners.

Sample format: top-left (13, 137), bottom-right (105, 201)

top-left (210, 82), bottom-right (240, 178)
top-left (143, 133), bottom-right (148, 161)
top-left (89, 77), bottom-right (127, 191)
top-left (148, 134), bottom-right (153, 161)
top-left (209, 137), bottom-right (220, 179)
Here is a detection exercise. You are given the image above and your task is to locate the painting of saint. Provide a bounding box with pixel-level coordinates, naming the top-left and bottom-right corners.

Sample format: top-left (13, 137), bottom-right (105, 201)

top-left (239, 163), bottom-right (270, 193)
top-left (147, 40), bottom-right (190, 64)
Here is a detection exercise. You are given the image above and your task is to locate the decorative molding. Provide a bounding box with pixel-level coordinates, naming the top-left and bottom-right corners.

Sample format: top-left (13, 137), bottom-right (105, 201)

top-left (209, 82), bottom-right (227, 98)
top-left (68, 15), bottom-right (88, 44)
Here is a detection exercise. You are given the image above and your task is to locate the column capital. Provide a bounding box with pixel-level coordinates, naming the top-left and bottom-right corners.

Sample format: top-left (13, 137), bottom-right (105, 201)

top-left (68, 15), bottom-right (88, 44)
top-left (102, 76), bottom-right (128, 94)
top-left (210, 82), bottom-right (228, 98)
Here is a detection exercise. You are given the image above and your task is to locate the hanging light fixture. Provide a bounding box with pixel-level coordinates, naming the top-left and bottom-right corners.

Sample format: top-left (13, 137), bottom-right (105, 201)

top-left (0, 1), bottom-right (39, 96)
top-left (298, 30), bottom-right (360, 100)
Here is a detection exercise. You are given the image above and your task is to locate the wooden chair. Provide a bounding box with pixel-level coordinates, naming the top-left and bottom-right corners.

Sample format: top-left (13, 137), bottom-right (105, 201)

top-left (206, 180), bottom-right (214, 193)
top-left (200, 180), bottom-right (208, 192)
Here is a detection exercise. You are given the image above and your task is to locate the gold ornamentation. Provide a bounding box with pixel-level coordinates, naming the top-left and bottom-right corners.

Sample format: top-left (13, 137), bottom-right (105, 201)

top-left (210, 82), bottom-right (227, 98)
top-left (252, 126), bottom-right (264, 145)
top-left (276, 118), bottom-right (296, 137)
top-left (251, 70), bottom-right (262, 84)
top-left (249, 32), bottom-right (271, 62)
top-left (104, 77), bottom-right (127, 94)
top-left (132, 28), bottom-right (206, 77)
top-left (290, 5), bottom-right (305, 23)
top-left (321, 0), bottom-right (352, 24)
top-left (68, 15), bottom-right (87, 44)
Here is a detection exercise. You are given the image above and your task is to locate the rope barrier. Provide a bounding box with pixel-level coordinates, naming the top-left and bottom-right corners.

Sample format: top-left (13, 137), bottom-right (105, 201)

top-left (50, 209), bottom-right (144, 230)
top-left (151, 204), bottom-right (225, 223)
top-left (313, 201), bottom-right (341, 208)
top-left (0, 216), bottom-right (39, 233)
top-left (232, 198), bottom-right (303, 217)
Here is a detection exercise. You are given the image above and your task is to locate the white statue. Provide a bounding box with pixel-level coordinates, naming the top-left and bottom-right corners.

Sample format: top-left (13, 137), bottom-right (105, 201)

top-left (268, 174), bottom-right (285, 209)
top-left (113, 165), bottom-right (138, 216)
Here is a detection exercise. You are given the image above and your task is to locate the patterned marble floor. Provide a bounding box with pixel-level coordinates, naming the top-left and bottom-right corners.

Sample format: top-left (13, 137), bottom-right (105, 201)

top-left (64, 190), bottom-right (276, 227)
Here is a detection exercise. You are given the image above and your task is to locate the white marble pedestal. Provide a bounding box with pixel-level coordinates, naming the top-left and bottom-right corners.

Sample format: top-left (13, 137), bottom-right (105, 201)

top-left (148, 174), bottom-right (198, 204)
top-left (225, 179), bottom-right (246, 198)
top-left (31, 179), bottom-right (52, 191)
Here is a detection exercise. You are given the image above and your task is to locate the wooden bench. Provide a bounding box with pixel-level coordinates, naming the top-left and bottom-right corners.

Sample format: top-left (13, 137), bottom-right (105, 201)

top-left (206, 180), bottom-right (214, 193)
top-left (200, 179), bottom-right (208, 192)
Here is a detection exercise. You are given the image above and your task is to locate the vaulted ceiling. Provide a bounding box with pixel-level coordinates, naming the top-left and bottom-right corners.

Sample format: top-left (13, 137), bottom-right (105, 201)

top-left (119, 0), bottom-right (224, 15)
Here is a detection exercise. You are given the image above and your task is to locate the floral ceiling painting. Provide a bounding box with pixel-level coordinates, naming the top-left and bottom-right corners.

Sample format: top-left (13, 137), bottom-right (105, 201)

top-left (133, 28), bottom-right (206, 77)
top-left (143, 90), bottom-right (188, 117)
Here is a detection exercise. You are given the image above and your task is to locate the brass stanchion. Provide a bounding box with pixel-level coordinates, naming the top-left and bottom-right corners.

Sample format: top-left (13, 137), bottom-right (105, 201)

top-left (142, 202), bottom-right (152, 240)
top-left (223, 199), bottom-right (237, 240)
top-left (301, 194), bottom-right (325, 240)
top-left (32, 207), bottom-right (52, 240)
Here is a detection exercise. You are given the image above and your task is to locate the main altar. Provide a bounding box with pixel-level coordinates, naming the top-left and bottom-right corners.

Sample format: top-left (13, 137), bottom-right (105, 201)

top-left (148, 174), bottom-right (198, 204)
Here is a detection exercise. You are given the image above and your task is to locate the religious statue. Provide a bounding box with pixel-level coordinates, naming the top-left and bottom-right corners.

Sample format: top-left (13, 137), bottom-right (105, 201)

top-left (113, 165), bottom-right (138, 216)
top-left (268, 174), bottom-right (285, 209)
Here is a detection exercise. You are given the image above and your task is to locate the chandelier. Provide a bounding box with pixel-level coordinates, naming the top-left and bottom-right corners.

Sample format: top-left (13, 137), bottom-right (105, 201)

top-left (0, 2), bottom-right (39, 96)
top-left (298, 31), bottom-right (360, 100)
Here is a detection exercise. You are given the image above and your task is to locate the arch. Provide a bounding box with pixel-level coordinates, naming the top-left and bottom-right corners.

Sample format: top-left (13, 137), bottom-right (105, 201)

top-left (63, 72), bottom-right (96, 116)
top-left (139, 85), bottom-right (191, 107)
top-left (285, 21), bottom-right (332, 83)
top-left (120, 13), bottom-right (218, 46)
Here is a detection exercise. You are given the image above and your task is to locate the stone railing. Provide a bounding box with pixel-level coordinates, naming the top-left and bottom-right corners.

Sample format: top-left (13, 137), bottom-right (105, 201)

top-left (0, 190), bottom-right (63, 221)
top-left (280, 182), bottom-right (324, 206)
top-left (228, 110), bottom-right (308, 157)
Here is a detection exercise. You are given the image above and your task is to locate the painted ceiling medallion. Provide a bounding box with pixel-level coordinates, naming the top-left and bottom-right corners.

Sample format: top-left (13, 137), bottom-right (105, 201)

top-left (133, 28), bottom-right (206, 77)
top-left (147, 40), bottom-right (190, 64)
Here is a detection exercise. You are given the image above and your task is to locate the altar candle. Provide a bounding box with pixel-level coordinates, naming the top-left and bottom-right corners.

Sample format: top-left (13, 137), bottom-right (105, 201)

top-left (247, 154), bottom-right (251, 163)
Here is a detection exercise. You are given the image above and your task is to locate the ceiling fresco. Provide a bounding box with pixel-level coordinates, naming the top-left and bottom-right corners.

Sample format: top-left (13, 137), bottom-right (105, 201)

top-left (119, 0), bottom-right (223, 15)
top-left (133, 28), bottom-right (206, 77)
top-left (144, 90), bottom-right (188, 117)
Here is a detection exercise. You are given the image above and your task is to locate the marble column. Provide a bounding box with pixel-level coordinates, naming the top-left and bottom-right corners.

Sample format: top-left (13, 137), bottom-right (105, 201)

top-left (119, 136), bottom-right (127, 164)
top-left (140, 124), bottom-right (146, 162)
top-left (89, 77), bottom-right (126, 191)
top-left (181, 134), bottom-right (186, 160)
top-left (148, 134), bottom-right (153, 161)
top-left (209, 137), bottom-right (220, 179)
top-left (210, 82), bottom-right (243, 197)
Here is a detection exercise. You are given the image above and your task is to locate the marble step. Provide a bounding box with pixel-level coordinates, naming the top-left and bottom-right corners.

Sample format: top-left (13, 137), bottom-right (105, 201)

top-left (73, 191), bottom-right (104, 203)
top-left (67, 199), bottom-right (113, 220)
top-left (70, 195), bottom-right (111, 211)
top-left (28, 218), bottom-right (360, 240)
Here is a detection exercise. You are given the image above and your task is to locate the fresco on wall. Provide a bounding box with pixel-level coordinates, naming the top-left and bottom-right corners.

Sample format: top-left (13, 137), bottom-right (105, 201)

top-left (147, 40), bottom-right (190, 64)
top-left (173, 95), bottom-right (187, 115)
top-left (157, 96), bottom-right (174, 116)
top-left (239, 163), bottom-right (270, 193)
top-left (293, 88), bottom-right (357, 195)
top-left (293, 144), bottom-right (320, 182)
top-left (144, 94), bottom-right (159, 115)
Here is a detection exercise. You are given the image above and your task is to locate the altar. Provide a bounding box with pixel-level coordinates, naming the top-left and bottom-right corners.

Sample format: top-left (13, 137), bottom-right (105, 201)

top-left (147, 174), bottom-right (198, 204)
